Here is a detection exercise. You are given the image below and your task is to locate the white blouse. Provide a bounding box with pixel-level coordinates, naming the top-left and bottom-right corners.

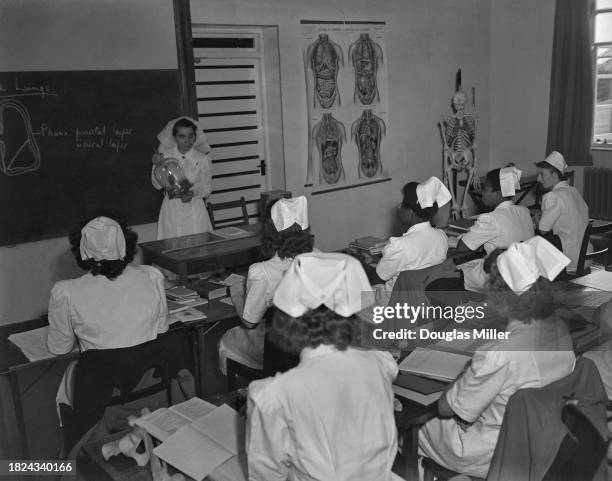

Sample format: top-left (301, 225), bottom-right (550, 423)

top-left (539, 181), bottom-right (589, 272)
top-left (376, 221), bottom-right (448, 295)
top-left (247, 345), bottom-right (401, 481)
top-left (47, 265), bottom-right (168, 354)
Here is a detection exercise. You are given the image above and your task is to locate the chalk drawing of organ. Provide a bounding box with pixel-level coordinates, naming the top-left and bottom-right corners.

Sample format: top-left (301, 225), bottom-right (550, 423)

top-left (351, 110), bottom-right (386, 178)
top-left (306, 34), bottom-right (344, 109)
top-left (312, 113), bottom-right (346, 185)
top-left (348, 33), bottom-right (383, 105)
top-left (0, 99), bottom-right (41, 176)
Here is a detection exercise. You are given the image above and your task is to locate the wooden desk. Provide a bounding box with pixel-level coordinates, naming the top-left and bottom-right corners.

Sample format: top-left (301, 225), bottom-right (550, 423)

top-left (139, 224), bottom-right (262, 285)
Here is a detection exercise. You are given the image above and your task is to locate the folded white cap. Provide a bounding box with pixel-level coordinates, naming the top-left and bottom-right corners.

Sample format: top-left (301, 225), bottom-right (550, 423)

top-left (496, 236), bottom-right (570, 295)
top-left (80, 217), bottom-right (126, 261)
top-left (540, 151), bottom-right (567, 174)
top-left (157, 116), bottom-right (211, 154)
top-left (271, 196), bottom-right (309, 232)
top-left (416, 176), bottom-right (452, 208)
top-left (499, 166), bottom-right (522, 197)
top-left (273, 252), bottom-right (374, 317)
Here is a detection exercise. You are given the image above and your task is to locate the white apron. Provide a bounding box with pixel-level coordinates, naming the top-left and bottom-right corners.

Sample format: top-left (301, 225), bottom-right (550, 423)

top-left (157, 195), bottom-right (212, 240)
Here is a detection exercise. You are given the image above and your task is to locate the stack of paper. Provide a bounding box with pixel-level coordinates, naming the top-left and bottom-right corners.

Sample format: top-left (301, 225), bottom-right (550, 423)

top-left (136, 398), bottom-right (245, 481)
top-left (348, 236), bottom-right (387, 255)
top-left (399, 347), bottom-right (471, 382)
top-left (169, 307), bottom-right (207, 324)
top-left (8, 326), bottom-right (79, 362)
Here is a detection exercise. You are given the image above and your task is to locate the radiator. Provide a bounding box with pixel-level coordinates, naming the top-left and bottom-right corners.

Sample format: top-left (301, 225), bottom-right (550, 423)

top-left (583, 167), bottom-right (612, 220)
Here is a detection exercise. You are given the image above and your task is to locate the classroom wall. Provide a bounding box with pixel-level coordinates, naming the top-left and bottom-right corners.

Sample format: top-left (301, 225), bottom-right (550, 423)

top-left (488, 0), bottom-right (556, 176)
top-left (189, 0), bottom-right (491, 248)
top-left (0, 0), bottom-right (492, 325)
top-left (0, 0), bottom-right (176, 325)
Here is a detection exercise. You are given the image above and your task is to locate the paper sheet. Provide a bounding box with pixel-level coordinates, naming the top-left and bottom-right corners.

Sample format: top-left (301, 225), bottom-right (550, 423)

top-left (191, 404), bottom-right (245, 454)
top-left (153, 425), bottom-right (233, 481)
top-left (171, 397), bottom-right (217, 421)
top-left (8, 326), bottom-right (78, 362)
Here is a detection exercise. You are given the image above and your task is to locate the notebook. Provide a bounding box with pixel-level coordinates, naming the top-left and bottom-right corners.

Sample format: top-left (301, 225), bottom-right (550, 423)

top-left (8, 326), bottom-right (79, 362)
top-left (398, 347), bottom-right (471, 382)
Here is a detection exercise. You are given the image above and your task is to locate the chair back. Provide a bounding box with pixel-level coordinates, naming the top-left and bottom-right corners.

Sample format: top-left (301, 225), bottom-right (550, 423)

top-left (65, 325), bottom-right (195, 452)
top-left (576, 220), bottom-right (612, 277)
top-left (542, 402), bottom-right (609, 481)
top-left (207, 196), bottom-right (249, 230)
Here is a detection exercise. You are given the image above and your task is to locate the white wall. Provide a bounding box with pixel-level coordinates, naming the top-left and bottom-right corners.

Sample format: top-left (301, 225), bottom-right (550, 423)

top-left (1, 0), bottom-right (491, 324)
top-left (190, 0), bottom-right (491, 245)
top-left (0, 0), bottom-right (176, 324)
top-left (489, 0), bottom-right (556, 176)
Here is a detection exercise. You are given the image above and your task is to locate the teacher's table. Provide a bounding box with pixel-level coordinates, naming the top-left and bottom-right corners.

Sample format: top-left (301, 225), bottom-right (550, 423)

top-left (139, 224), bottom-right (262, 285)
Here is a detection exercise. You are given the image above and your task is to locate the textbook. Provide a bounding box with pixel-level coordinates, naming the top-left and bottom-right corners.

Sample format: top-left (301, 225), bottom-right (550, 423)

top-left (153, 404), bottom-right (246, 481)
top-left (191, 279), bottom-right (230, 300)
top-left (133, 397), bottom-right (217, 441)
top-left (398, 347), bottom-right (471, 382)
top-left (169, 307), bottom-right (207, 324)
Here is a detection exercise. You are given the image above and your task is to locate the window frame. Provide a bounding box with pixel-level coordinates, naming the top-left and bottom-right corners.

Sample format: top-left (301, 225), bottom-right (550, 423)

top-left (592, 2), bottom-right (612, 149)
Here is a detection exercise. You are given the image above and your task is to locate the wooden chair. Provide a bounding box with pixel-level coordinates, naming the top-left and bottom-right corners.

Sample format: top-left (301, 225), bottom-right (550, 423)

top-left (575, 220), bottom-right (612, 277)
top-left (207, 196), bottom-right (249, 230)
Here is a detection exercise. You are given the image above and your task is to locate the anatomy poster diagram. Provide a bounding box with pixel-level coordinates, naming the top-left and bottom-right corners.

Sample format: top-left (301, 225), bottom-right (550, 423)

top-left (302, 20), bottom-right (390, 192)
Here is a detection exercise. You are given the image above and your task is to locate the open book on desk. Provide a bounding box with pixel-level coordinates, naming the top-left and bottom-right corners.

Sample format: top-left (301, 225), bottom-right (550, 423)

top-left (153, 404), bottom-right (246, 481)
top-left (134, 397), bottom-right (217, 441)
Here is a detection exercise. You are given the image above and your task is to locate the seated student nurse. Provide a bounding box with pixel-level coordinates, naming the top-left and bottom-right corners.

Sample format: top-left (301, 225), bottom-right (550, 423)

top-left (536, 151), bottom-right (590, 274)
top-left (452, 167), bottom-right (534, 290)
top-left (218, 196), bottom-right (314, 374)
top-left (375, 181), bottom-right (449, 305)
top-left (47, 212), bottom-right (168, 356)
top-left (151, 116), bottom-right (213, 240)
top-left (247, 252), bottom-right (401, 481)
top-left (419, 237), bottom-right (576, 478)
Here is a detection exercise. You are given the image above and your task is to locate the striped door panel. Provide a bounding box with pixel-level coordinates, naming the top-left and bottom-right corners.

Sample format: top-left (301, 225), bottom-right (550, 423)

top-left (194, 55), bottom-right (265, 221)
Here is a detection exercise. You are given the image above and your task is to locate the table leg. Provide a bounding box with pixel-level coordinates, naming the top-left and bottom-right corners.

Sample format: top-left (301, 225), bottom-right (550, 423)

top-left (8, 370), bottom-right (30, 458)
top-left (178, 263), bottom-right (188, 286)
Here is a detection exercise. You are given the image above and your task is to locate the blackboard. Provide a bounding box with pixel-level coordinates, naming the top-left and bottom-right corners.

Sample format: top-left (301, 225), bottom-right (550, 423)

top-left (0, 70), bottom-right (181, 246)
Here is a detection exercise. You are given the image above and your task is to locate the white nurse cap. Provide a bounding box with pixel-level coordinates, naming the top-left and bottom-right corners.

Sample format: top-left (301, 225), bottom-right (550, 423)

top-left (416, 176), bottom-right (452, 208)
top-left (80, 216), bottom-right (126, 261)
top-left (271, 196), bottom-right (309, 231)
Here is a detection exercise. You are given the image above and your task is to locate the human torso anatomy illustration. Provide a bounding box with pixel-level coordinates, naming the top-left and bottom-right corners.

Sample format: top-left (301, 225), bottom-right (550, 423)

top-left (0, 99), bottom-right (41, 176)
top-left (348, 33), bottom-right (383, 105)
top-left (306, 34), bottom-right (344, 109)
top-left (312, 113), bottom-right (346, 185)
top-left (351, 109), bottom-right (386, 179)
top-left (439, 90), bottom-right (478, 218)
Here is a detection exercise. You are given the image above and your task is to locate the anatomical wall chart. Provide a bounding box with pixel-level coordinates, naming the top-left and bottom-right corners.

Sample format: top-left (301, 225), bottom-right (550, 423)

top-left (302, 21), bottom-right (390, 192)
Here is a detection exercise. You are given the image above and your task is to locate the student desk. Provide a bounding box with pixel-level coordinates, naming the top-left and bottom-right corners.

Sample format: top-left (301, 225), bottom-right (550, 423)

top-left (0, 300), bottom-right (240, 460)
top-left (139, 224), bottom-right (262, 285)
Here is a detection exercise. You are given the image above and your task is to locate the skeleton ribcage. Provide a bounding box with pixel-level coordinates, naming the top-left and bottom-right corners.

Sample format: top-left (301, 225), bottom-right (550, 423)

top-left (444, 117), bottom-right (475, 152)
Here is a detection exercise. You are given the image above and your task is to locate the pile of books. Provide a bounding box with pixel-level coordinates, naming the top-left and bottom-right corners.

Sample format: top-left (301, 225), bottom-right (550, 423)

top-left (166, 286), bottom-right (208, 320)
top-left (348, 236), bottom-right (387, 256)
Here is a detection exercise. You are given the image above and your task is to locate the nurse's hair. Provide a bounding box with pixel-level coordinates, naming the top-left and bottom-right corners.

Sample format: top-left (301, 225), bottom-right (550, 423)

top-left (172, 117), bottom-right (197, 136)
top-left (483, 249), bottom-right (557, 322)
top-left (401, 181), bottom-right (438, 220)
top-left (484, 168), bottom-right (514, 200)
top-left (267, 305), bottom-right (356, 355)
top-left (69, 209), bottom-right (138, 280)
top-left (259, 201), bottom-right (314, 260)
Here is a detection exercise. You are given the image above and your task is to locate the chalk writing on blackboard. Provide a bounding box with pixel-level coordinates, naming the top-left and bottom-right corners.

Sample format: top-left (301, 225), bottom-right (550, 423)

top-left (0, 99), bottom-right (41, 176)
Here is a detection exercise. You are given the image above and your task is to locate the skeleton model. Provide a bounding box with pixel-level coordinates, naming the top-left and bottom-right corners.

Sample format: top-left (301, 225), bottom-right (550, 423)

top-left (306, 34), bottom-right (344, 109)
top-left (312, 113), bottom-right (346, 185)
top-left (0, 99), bottom-right (41, 176)
top-left (351, 109), bottom-right (386, 178)
top-left (348, 33), bottom-right (383, 105)
top-left (439, 74), bottom-right (478, 219)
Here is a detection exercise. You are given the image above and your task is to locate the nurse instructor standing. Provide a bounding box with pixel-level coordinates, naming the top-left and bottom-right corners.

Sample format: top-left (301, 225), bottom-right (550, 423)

top-left (151, 116), bottom-right (213, 239)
